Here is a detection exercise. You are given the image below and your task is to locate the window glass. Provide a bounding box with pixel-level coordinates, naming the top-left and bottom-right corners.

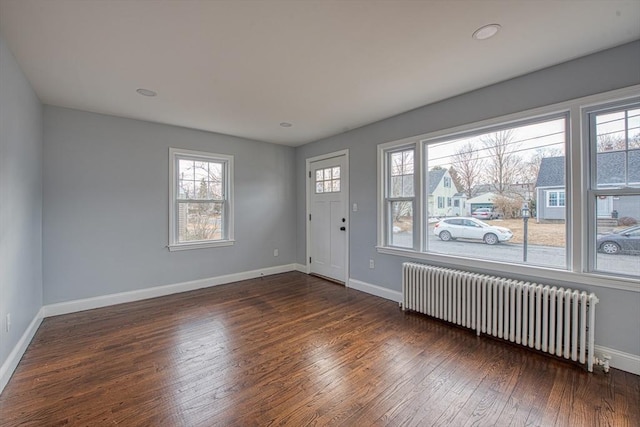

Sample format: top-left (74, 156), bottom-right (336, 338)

top-left (170, 148), bottom-right (234, 250)
top-left (315, 166), bottom-right (341, 193)
top-left (425, 116), bottom-right (566, 268)
top-left (595, 107), bottom-right (640, 188)
top-left (379, 90), bottom-right (640, 285)
top-left (177, 202), bottom-right (223, 242)
top-left (594, 195), bottom-right (640, 276)
top-left (390, 201), bottom-right (413, 248)
top-left (590, 103), bottom-right (640, 278)
top-left (176, 157), bottom-right (226, 243)
top-left (390, 150), bottom-right (414, 197)
top-left (385, 148), bottom-right (415, 248)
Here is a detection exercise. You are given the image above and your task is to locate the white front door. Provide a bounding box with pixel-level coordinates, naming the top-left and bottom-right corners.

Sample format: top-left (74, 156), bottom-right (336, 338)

top-left (308, 154), bottom-right (348, 283)
top-left (597, 196), bottom-right (613, 218)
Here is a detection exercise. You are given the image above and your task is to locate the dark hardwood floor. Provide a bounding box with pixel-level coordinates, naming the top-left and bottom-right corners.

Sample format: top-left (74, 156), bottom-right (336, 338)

top-left (1, 272), bottom-right (638, 426)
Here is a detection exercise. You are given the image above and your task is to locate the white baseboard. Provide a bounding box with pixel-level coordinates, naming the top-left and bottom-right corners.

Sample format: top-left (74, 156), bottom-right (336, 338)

top-left (348, 278), bottom-right (402, 303)
top-left (43, 263), bottom-right (298, 317)
top-left (347, 279), bottom-right (640, 376)
top-left (0, 308), bottom-right (44, 395)
top-left (594, 345), bottom-right (640, 376)
top-left (294, 263), bottom-right (308, 273)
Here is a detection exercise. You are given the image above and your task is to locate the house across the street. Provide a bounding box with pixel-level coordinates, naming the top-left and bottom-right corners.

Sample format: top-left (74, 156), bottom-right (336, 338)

top-left (427, 168), bottom-right (467, 217)
top-left (535, 153), bottom-right (640, 222)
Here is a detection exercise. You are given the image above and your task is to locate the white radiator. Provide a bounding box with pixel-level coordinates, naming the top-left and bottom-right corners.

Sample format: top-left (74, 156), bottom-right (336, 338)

top-left (402, 262), bottom-right (599, 372)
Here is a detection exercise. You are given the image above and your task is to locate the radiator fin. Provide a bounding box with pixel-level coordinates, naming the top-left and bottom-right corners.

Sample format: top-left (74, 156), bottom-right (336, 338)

top-left (402, 263), bottom-right (599, 372)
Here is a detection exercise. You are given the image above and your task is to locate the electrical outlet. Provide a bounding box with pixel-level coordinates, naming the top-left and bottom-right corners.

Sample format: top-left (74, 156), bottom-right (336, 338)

top-left (369, 259), bottom-right (375, 269)
top-left (353, 203), bottom-right (358, 212)
top-left (274, 249), bottom-right (279, 257)
top-left (6, 313), bottom-right (10, 332)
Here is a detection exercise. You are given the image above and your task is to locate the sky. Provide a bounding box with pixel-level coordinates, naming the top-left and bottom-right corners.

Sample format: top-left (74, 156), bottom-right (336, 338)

top-left (426, 117), bottom-right (567, 171)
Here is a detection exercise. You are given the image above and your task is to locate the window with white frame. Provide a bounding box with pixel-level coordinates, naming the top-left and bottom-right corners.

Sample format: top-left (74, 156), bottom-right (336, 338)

top-left (384, 148), bottom-right (415, 248)
top-left (587, 101), bottom-right (640, 277)
top-left (547, 190), bottom-right (566, 207)
top-left (380, 114), bottom-right (568, 269)
top-left (378, 87), bottom-right (640, 285)
top-left (315, 166), bottom-right (341, 193)
top-left (169, 148), bottom-right (234, 250)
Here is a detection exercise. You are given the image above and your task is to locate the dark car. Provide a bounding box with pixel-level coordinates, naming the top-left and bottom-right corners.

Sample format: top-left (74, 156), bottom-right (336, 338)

top-left (597, 225), bottom-right (640, 255)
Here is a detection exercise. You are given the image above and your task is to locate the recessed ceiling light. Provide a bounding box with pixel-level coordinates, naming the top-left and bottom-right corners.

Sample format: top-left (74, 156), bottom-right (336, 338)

top-left (280, 122), bottom-right (293, 128)
top-left (472, 24), bottom-right (501, 40)
top-left (136, 88), bottom-right (157, 97)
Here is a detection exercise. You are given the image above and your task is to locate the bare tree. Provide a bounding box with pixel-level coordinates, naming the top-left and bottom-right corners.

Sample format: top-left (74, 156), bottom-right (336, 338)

top-left (481, 130), bottom-right (521, 195)
top-left (597, 133), bottom-right (626, 152)
top-left (189, 178), bottom-right (221, 241)
top-left (631, 129), bottom-right (640, 149)
top-left (450, 142), bottom-right (482, 198)
top-left (178, 161), bottom-right (223, 241)
top-left (448, 167), bottom-right (463, 193)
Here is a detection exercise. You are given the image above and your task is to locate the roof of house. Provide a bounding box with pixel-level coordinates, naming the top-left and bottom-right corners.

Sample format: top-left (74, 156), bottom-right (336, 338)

top-left (535, 156), bottom-right (565, 187)
top-left (466, 192), bottom-right (497, 204)
top-left (471, 182), bottom-right (531, 197)
top-left (598, 150), bottom-right (640, 184)
top-left (535, 150), bottom-right (640, 188)
top-left (428, 169), bottom-right (447, 194)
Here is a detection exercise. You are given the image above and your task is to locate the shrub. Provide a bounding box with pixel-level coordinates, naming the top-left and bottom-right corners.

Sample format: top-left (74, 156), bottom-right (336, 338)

top-left (493, 195), bottom-right (522, 219)
top-left (617, 216), bottom-right (638, 226)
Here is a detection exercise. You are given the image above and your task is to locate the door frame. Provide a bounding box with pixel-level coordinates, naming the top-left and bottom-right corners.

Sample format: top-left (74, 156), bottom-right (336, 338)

top-left (305, 149), bottom-right (349, 283)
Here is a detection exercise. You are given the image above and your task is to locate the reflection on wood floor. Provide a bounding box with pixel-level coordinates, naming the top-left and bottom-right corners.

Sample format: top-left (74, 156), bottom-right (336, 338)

top-left (1, 272), bottom-right (638, 426)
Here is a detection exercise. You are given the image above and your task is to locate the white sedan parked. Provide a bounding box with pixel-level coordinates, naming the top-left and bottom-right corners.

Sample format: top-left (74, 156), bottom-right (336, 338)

top-left (433, 217), bottom-right (513, 245)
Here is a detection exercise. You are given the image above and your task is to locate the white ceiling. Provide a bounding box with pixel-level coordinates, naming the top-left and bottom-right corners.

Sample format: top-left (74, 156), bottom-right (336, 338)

top-left (1, 1), bottom-right (639, 146)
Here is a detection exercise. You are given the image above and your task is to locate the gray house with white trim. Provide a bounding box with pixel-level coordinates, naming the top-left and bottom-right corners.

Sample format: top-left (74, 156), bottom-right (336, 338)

top-left (535, 157), bottom-right (566, 221)
top-left (535, 153), bottom-right (640, 222)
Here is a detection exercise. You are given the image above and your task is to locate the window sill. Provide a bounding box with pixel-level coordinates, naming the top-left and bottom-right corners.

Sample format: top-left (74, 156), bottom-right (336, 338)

top-left (168, 240), bottom-right (235, 251)
top-left (376, 246), bottom-right (639, 293)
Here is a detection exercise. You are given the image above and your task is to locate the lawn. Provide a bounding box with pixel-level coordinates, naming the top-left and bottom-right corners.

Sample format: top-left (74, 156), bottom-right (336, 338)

top-left (485, 219), bottom-right (565, 247)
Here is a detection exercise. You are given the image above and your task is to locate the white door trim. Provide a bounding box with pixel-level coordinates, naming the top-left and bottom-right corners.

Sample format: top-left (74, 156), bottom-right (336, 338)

top-left (306, 149), bottom-right (349, 283)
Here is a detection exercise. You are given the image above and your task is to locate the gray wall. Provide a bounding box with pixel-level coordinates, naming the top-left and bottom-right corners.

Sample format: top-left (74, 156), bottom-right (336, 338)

top-left (612, 195), bottom-right (639, 220)
top-left (0, 37), bottom-right (43, 368)
top-left (537, 188), bottom-right (566, 221)
top-left (43, 107), bottom-right (296, 304)
top-left (2, 29), bottom-right (638, 375)
top-left (295, 41), bottom-right (640, 356)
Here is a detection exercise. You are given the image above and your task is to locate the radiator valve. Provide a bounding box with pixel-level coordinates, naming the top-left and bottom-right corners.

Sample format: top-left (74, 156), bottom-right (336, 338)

top-left (593, 354), bottom-right (611, 373)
